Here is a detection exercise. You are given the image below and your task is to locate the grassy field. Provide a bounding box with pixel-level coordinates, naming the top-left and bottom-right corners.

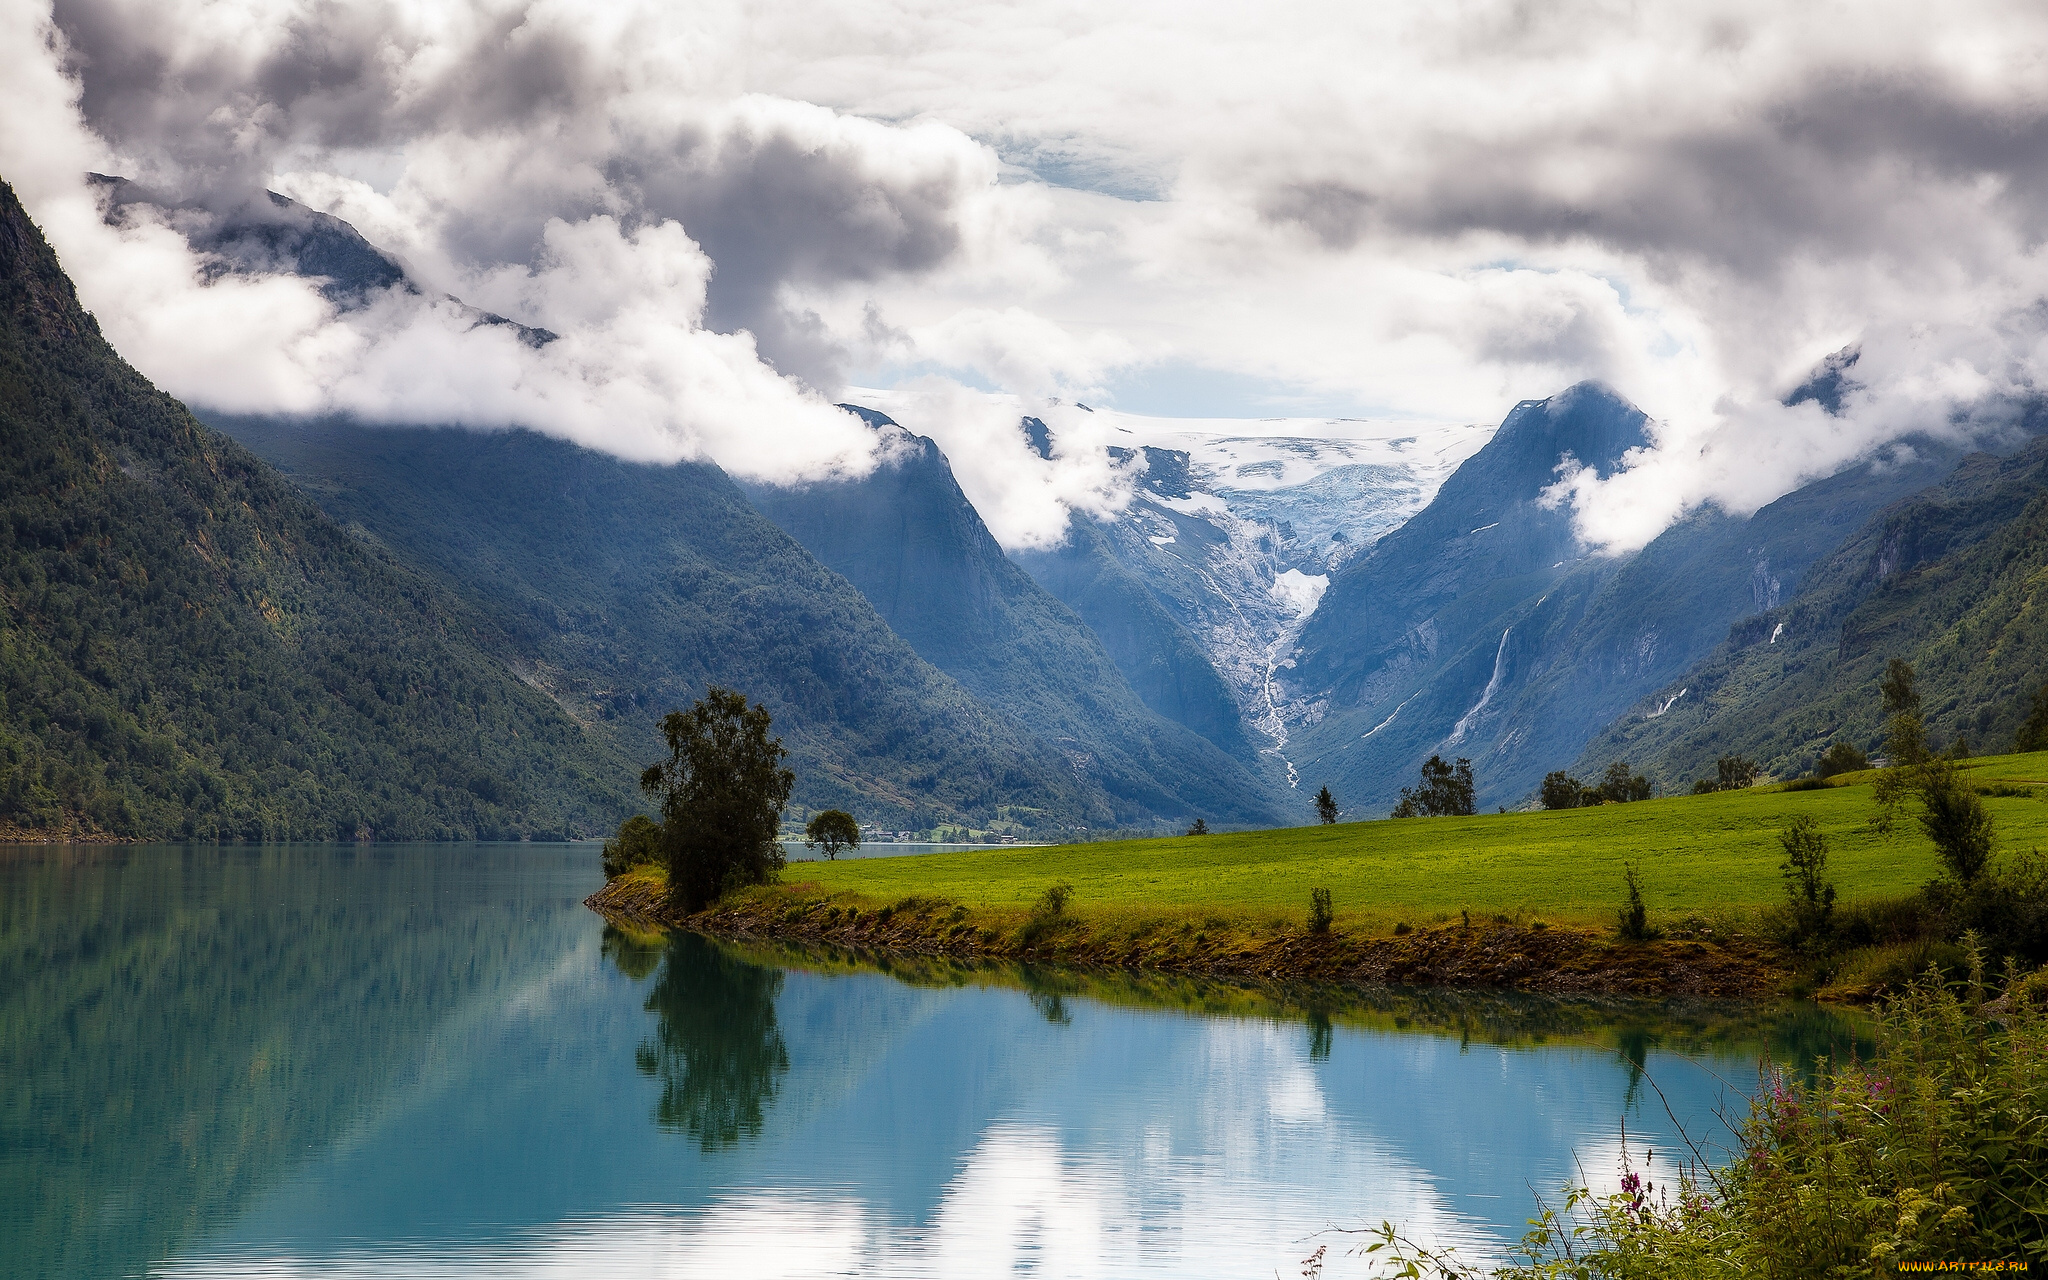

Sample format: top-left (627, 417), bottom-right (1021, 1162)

top-left (785, 753), bottom-right (2048, 930)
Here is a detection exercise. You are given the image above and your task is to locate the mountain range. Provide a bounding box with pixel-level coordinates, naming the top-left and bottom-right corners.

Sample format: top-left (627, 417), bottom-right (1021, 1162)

top-left (11, 168), bottom-right (2048, 841)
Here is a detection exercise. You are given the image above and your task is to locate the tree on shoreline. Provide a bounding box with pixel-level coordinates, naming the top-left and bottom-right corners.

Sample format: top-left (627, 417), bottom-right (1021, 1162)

top-left (641, 686), bottom-right (795, 912)
top-left (804, 809), bottom-right (860, 861)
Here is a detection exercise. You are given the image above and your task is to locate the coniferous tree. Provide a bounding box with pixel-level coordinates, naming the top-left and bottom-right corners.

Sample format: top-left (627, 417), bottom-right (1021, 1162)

top-left (1314, 786), bottom-right (1339, 824)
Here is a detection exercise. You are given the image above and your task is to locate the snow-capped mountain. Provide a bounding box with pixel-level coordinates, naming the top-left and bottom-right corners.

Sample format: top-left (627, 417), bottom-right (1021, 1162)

top-left (1019, 410), bottom-right (1491, 787)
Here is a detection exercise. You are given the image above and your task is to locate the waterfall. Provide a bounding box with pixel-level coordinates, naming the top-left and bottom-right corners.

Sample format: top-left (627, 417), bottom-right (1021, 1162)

top-left (1446, 628), bottom-right (1511, 745)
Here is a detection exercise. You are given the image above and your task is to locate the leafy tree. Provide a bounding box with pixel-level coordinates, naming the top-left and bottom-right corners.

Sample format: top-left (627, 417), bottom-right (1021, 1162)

top-left (803, 809), bottom-right (860, 861)
top-left (1390, 755), bottom-right (1476, 817)
top-left (1314, 786), bottom-right (1339, 824)
top-left (1716, 754), bottom-right (1759, 791)
top-left (1595, 760), bottom-right (1652, 803)
top-left (1919, 756), bottom-right (1994, 883)
top-left (1778, 814), bottom-right (1836, 940)
top-left (1816, 740), bottom-right (1869, 778)
top-left (1872, 657), bottom-right (1932, 837)
top-left (641, 687), bottom-right (795, 912)
top-left (2017, 683), bottom-right (2048, 753)
top-left (1185, 818), bottom-right (1209, 835)
top-left (1539, 771), bottom-right (1584, 810)
top-left (1691, 778), bottom-right (1718, 795)
top-left (601, 814), bottom-right (665, 879)
top-left (1881, 657), bottom-right (1928, 768)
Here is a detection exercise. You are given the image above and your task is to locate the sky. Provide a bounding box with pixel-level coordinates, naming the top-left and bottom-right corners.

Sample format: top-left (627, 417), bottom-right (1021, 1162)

top-left (6, 0), bottom-right (2048, 550)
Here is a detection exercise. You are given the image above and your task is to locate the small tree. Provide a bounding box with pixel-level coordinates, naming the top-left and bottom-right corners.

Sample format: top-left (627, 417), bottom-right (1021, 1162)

top-left (641, 686), bottom-right (795, 912)
top-left (601, 813), bottom-right (664, 879)
top-left (1185, 818), bottom-right (1209, 836)
top-left (1881, 657), bottom-right (1928, 768)
top-left (1816, 740), bottom-right (1868, 778)
top-left (1919, 756), bottom-right (1994, 883)
top-left (804, 809), bottom-right (860, 861)
top-left (1539, 771), bottom-right (1584, 810)
top-left (1617, 862), bottom-right (1653, 941)
top-left (1716, 755), bottom-right (1759, 791)
top-left (1314, 786), bottom-right (1339, 824)
top-left (1596, 760), bottom-right (1651, 803)
top-left (1308, 886), bottom-right (1334, 934)
top-left (1778, 814), bottom-right (1836, 940)
top-left (1391, 755), bottom-right (1476, 817)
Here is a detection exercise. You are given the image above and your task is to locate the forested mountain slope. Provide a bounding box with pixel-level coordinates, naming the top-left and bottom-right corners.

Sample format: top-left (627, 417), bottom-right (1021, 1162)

top-left (0, 179), bottom-right (631, 840)
top-left (746, 409), bottom-right (1286, 828)
top-left (215, 415), bottom-right (1104, 834)
top-left (1578, 433), bottom-right (2048, 785)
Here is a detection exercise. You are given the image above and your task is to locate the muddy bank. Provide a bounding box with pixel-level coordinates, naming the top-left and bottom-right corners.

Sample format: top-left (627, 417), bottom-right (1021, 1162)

top-left (585, 874), bottom-right (1789, 999)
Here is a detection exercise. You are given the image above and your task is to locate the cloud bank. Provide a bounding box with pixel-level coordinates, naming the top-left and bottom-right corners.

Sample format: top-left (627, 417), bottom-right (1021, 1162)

top-left (9, 0), bottom-right (2048, 548)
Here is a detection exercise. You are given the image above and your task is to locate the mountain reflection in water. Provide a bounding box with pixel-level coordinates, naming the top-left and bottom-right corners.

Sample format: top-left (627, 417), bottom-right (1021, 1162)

top-left (1, 843), bottom-right (1869, 1279)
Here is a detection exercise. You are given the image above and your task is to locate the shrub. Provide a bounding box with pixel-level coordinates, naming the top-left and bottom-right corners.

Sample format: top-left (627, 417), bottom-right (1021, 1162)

top-left (1617, 862), bottom-right (1655, 941)
top-left (1826, 733), bottom-right (1875, 774)
top-left (1370, 972), bottom-right (2048, 1276)
top-left (601, 813), bottom-right (664, 879)
top-left (1392, 921), bottom-right (1411, 936)
top-left (1185, 818), bottom-right (1209, 836)
top-left (1690, 777), bottom-right (1717, 795)
top-left (1777, 814), bottom-right (1836, 943)
top-left (1920, 756), bottom-right (1995, 883)
top-left (1307, 886), bottom-right (1333, 934)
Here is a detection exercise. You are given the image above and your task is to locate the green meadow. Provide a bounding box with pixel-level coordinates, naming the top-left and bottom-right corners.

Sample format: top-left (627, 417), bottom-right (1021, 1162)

top-left (789, 753), bottom-right (2048, 929)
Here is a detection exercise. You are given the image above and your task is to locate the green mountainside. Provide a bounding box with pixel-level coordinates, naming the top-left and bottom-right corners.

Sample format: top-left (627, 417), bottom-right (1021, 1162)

top-left (745, 411), bottom-right (1283, 828)
top-left (210, 415), bottom-right (1100, 834)
top-left (1579, 434), bottom-right (2048, 785)
top-left (0, 180), bottom-right (633, 840)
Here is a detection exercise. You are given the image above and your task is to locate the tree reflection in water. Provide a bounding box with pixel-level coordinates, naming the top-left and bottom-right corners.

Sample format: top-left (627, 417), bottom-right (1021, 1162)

top-left (624, 931), bottom-right (790, 1150)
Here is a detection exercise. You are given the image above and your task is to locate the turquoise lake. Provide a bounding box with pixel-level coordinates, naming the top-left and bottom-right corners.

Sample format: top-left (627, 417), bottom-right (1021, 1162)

top-left (1, 842), bottom-right (1866, 1279)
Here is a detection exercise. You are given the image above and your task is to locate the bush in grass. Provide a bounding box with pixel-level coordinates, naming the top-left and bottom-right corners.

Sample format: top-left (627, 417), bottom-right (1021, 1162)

top-left (1920, 755), bottom-right (1995, 884)
top-left (1777, 814), bottom-right (1836, 943)
top-left (1826, 733), bottom-right (1875, 774)
top-left (1368, 969), bottom-right (2048, 1277)
top-left (1617, 862), bottom-right (1656, 941)
top-left (1308, 887), bottom-right (1333, 934)
top-left (1018, 881), bottom-right (1074, 947)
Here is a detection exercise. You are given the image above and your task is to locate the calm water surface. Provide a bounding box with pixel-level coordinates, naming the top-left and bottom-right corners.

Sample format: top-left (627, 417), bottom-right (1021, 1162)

top-left (1, 843), bottom-right (1865, 1279)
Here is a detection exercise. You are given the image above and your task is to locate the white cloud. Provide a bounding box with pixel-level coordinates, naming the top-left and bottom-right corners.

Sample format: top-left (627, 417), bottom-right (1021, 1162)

top-left (12, 0), bottom-right (2048, 545)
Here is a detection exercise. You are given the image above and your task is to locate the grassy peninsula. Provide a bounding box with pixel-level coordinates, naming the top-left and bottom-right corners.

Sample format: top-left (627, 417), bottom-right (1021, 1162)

top-left (588, 749), bottom-right (2048, 998)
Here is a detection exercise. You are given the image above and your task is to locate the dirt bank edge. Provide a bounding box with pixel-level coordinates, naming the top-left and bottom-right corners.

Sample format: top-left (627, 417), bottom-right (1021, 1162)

top-left (584, 873), bottom-right (1789, 999)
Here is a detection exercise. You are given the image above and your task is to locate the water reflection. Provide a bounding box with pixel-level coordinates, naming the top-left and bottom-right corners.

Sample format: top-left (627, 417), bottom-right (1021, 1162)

top-left (632, 932), bottom-right (791, 1149)
top-left (1, 844), bottom-right (1878, 1280)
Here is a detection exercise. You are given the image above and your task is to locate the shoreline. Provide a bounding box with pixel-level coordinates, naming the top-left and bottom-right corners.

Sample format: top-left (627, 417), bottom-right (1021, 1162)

top-left (584, 873), bottom-right (1792, 999)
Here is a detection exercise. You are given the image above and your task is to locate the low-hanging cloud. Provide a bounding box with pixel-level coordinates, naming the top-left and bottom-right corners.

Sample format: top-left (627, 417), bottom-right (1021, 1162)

top-left (12, 0), bottom-right (2048, 552)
